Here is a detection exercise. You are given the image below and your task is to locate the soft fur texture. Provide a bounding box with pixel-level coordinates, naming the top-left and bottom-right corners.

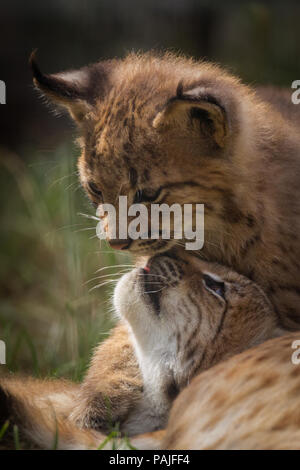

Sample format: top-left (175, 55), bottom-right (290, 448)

top-left (0, 251), bottom-right (281, 448)
top-left (30, 50), bottom-right (300, 331)
top-left (4, 50), bottom-right (297, 446)
top-left (28, 50), bottom-right (300, 428)
top-left (112, 251), bottom-right (279, 435)
top-left (160, 332), bottom-right (300, 450)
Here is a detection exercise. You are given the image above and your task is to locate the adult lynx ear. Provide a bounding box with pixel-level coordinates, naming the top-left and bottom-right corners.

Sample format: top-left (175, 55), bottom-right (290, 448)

top-left (153, 83), bottom-right (228, 148)
top-left (29, 50), bottom-right (111, 123)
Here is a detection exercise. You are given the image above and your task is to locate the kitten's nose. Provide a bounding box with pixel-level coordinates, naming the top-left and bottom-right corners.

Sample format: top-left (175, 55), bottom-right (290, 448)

top-left (108, 239), bottom-right (131, 250)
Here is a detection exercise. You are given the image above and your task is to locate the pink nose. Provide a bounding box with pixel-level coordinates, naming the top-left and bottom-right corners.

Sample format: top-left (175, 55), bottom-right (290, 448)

top-left (108, 240), bottom-right (130, 250)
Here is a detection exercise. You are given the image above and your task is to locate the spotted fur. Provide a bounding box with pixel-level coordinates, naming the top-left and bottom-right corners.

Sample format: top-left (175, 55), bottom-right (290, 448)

top-left (67, 249), bottom-right (280, 435)
top-left (30, 51), bottom-right (300, 330)
top-left (0, 251), bottom-right (279, 447)
top-left (158, 332), bottom-right (300, 450)
top-left (111, 250), bottom-right (279, 435)
top-left (29, 50), bottom-right (300, 429)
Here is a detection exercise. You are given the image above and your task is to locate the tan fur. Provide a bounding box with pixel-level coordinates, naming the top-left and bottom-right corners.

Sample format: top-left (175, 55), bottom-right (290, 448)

top-left (0, 251), bottom-right (280, 448)
top-left (69, 249), bottom-right (279, 435)
top-left (4, 333), bottom-right (300, 450)
top-left (27, 51), bottom-right (300, 435)
top-left (70, 322), bottom-right (143, 430)
top-left (0, 375), bottom-right (90, 449)
top-left (0, 375), bottom-right (140, 450)
top-left (31, 52), bottom-right (300, 333)
top-left (158, 333), bottom-right (300, 450)
top-left (75, 53), bottom-right (300, 330)
top-left (0, 323), bottom-right (143, 448)
top-left (112, 250), bottom-right (279, 435)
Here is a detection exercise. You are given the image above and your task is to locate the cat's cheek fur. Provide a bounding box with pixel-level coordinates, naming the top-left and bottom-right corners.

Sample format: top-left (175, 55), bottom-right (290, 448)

top-left (113, 271), bottom-right (150, 326)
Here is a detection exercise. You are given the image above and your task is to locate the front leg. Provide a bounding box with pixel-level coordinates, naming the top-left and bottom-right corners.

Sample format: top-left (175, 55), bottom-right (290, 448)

top-left (70, 322), bottom-right (143, 431)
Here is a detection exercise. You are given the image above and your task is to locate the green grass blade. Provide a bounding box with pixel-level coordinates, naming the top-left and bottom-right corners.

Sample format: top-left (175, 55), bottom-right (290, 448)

top-left (0, 420), bottom-right (9, 441)
top-left (13, 425), bottom-right (21, 450)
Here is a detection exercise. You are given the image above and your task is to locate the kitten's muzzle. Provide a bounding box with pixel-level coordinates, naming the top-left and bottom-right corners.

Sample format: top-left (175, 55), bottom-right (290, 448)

top-left (108, 239), bottom-right (132, 250)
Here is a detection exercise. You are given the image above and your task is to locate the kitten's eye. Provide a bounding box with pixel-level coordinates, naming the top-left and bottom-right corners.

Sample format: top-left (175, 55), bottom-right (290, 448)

top-left (203, 274), bottom-right (225, 299)
top-left (133, 187), bottom-right (162, 204)
top-left (87, 182), bottom-right (103, 201)
top-left (134, 189), bottom-right (143, 204)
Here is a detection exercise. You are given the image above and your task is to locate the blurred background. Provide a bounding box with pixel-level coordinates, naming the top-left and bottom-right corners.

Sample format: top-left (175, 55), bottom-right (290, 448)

top-left (0, 0), bottom-right (300, 380)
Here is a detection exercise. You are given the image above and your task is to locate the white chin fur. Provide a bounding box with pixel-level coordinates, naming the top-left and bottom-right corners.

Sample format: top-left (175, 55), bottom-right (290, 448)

top-left (113, 269), bottom-right (157, 338)
top-left (113, 271), bottom-right (133, 318)
top-left (114, 270), bottom-right (144, 321)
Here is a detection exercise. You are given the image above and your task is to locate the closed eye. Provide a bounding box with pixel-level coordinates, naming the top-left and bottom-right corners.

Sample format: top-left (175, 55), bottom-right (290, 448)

top-left (87, 182), bottom-right (103, 201)
top-left (133, 187), bottom-right (162, 204)
top-left (203, 273), bottom-right (225, 299)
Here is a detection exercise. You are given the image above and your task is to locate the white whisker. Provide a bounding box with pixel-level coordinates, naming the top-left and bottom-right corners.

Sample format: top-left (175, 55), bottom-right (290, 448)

top-left (72, 184), bottom-right (83, 194)
top-left (89, 279), bottom-right (120, 292)
top-left (78, 212), bottom-right (101, 222)
top-left (48, 172), bottom-right (78, 188)
top-left (73, 227), bottom-right (97, 233)
top-left (136, 273), bottom-right (168, 280)
top-left (84, 270), bottom-right (132, 285)
top-left (95, 264), bottom-right (134, 273)
top-left (140, 286), bottom-right (167, 294)
top-left (65, 180), bottom-right (80, 192)
top-left (92, 250), bottom-right (133, 257)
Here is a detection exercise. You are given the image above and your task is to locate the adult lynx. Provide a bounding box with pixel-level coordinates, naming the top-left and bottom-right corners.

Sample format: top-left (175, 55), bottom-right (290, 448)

top-left (0, 251), bottom-right (280, 449)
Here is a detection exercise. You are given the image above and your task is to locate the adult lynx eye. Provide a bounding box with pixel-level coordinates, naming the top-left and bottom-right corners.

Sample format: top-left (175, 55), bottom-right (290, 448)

top-left (203, 273), bottom-right (225, 299)
top-left (87, 182), bottom-right (103, 200)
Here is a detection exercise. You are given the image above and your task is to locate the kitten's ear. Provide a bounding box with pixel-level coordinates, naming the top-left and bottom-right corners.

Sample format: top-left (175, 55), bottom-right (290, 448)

top-left (29, 50), bottom-right (112, 124)
top-left (153, 84), bottom-right (228, 148)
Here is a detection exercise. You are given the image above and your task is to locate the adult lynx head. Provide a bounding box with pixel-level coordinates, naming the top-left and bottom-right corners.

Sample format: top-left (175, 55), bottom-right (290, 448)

top-left (114, 249), bottom-right (278, 430)
top-left (0, 250), bottom-right (282, 446)
top-left (30, 50), bottom-right (264, 255)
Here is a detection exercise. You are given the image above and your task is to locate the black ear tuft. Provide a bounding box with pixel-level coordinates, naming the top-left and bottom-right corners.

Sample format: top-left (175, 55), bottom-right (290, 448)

top-left (29, 49), bottom-right (42, 83)
top-left (29, 51), bottom-right (117, 124)
top-left (176, 80), bottom-right (184, 98)
top-left (29, 49), bottom-right (85, 101)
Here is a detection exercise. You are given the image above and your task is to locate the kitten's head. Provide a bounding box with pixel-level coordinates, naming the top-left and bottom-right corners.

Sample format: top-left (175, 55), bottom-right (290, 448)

top-left (114, 249), bottom-right (277, 393)
top-left (30, 51), bottom-right (253, 255)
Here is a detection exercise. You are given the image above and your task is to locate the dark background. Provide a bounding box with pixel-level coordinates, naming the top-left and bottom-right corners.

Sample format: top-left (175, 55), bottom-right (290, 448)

top-left (0, 0), bottom-right (300, 382)
top-left (1, 0), bottom-right (300, 152)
